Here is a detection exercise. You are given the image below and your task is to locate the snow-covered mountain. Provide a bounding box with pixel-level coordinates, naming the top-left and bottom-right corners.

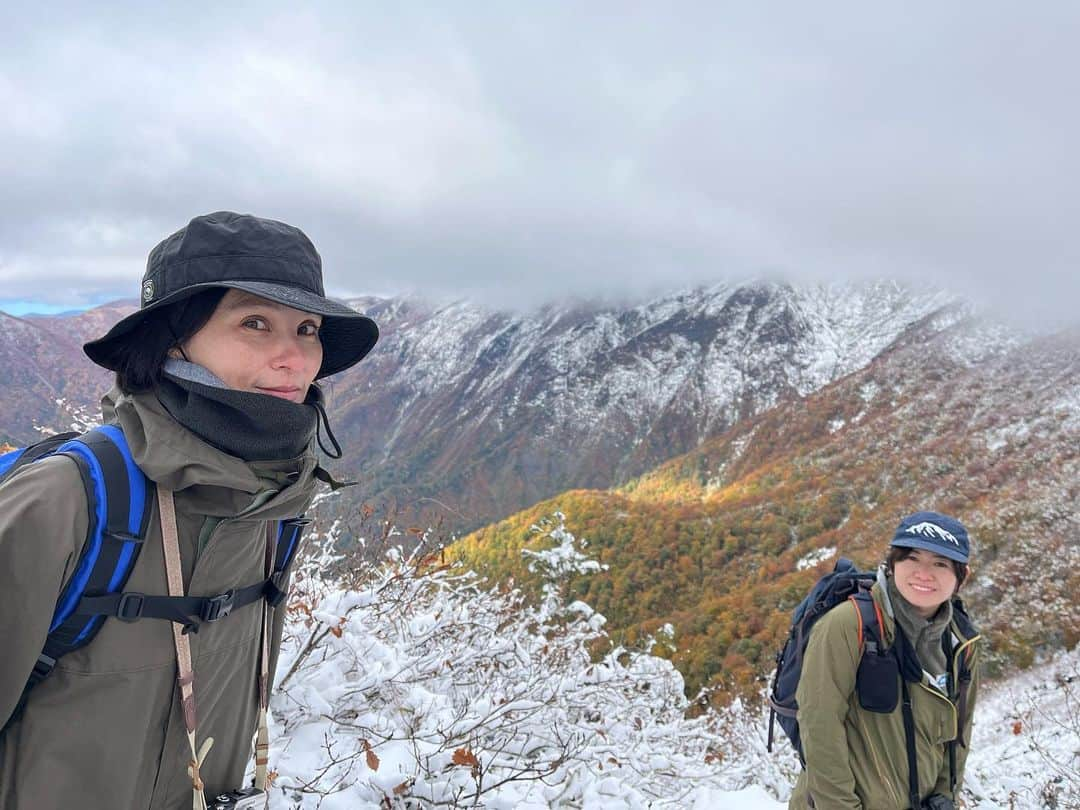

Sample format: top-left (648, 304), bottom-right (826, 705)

top-left (325, 280), bottom-right (957, 529)
top-left (1, 280), bottom-right (959, 529)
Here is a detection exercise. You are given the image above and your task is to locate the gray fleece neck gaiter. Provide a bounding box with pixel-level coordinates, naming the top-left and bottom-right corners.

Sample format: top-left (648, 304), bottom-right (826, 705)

top-left (886, 574), bottom-right (952, 678)
top-left (156, 358), bottom-right (318, 462)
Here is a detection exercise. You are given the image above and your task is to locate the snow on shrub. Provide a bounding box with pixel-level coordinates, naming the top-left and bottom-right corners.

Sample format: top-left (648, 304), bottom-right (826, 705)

top-left (266, 503), bottom-right (754, 808)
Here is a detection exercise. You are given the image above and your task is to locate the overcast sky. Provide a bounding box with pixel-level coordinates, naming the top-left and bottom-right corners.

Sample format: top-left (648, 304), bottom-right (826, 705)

top-left (1, 3), bottom-right (1078, 326)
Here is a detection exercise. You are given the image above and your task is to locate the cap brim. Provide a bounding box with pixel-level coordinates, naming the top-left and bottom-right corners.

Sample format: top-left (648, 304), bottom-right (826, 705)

top-left (890, 538), bottom-right (969, 563)
top-left (84, 281), bottom-right (378, 379)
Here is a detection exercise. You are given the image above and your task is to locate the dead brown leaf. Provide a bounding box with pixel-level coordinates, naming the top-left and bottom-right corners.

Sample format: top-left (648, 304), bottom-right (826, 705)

top-left (363, 739), bottom-right (380, 771)
top-left (452, 747), bottom-right (481, 775)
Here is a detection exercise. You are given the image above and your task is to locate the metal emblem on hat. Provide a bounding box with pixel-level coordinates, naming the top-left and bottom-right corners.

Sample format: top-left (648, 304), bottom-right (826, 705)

top-left (142, 279), bottom-right (155, 303)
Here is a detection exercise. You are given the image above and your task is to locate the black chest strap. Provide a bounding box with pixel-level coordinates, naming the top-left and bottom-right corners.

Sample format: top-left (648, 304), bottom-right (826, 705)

top-left (72, 573), bottom-right (289, 634)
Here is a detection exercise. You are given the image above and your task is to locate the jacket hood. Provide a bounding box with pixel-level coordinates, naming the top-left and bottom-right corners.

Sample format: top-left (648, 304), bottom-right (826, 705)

top-left (102, 387), bottom-right (319, 520)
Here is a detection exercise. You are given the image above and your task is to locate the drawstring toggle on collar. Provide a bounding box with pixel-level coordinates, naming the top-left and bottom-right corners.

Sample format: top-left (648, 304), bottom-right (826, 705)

top-left (313, 399), bottom-right (343, 459)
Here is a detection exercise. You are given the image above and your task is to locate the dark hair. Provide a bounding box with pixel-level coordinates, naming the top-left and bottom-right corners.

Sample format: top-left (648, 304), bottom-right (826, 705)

top-left (114, 288), bottom-right (227, 394)
top-left (885, 546), bottom-right (967, 590)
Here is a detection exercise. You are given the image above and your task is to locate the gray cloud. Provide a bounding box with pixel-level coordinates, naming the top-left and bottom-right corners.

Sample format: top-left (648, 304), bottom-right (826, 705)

top-left (2, 3), bottom-right (1078, 327)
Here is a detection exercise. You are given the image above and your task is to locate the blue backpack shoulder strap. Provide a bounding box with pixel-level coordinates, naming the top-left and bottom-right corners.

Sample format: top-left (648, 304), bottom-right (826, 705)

top-left (0, 432), bottom-right (80, 479)
top-left (17, 426), bottom-right (152, 707)
top-left (265, 516), bottom-right (311, 607)
top-left (46, 426), bottom-right (153, 644)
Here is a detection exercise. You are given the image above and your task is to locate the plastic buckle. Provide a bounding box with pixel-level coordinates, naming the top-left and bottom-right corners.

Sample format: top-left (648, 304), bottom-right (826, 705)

top-left (31, 653), bottom-right (57, 682)
top-left (116, 592), bottom-right (146, 621)
top-left (201, 590), bottom-right (234, 622)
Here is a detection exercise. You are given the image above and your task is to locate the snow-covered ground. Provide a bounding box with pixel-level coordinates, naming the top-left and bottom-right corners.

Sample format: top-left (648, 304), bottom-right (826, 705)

top-left (964, 649), bottom-right (1080, 810)
top-left (264, 508), bottom-right (1078, 809)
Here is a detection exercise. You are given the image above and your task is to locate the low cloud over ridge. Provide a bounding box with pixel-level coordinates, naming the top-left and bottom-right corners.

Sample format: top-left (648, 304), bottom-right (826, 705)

top-left (1, 4), bottom-right (1078, 328)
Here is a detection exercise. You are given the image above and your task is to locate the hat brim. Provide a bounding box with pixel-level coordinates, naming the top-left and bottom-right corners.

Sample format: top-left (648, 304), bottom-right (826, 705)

top-left (889, 538), bottom-right (969, 564)
top-left (84, 280), bottom-right (378, 379)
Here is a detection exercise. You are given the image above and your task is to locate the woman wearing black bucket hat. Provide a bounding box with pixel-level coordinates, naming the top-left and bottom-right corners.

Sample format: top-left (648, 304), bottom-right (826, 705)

top-left (0, 212), bottom-right (377, 810)
top-left (788, 512), bottom-right (982, 810)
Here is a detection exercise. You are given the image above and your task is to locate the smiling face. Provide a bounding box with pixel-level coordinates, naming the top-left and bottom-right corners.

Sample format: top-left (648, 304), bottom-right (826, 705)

top-left (177, 289), bottom-right (323, 403)
top-left (891, 547), bottom-right (963, 619)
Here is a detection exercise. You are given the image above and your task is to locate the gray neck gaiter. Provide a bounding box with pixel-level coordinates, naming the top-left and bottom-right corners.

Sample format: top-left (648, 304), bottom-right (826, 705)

top-left (886, 574), bottom-right (952, 677)
top-left (156, 358), bottom-right (318, 462)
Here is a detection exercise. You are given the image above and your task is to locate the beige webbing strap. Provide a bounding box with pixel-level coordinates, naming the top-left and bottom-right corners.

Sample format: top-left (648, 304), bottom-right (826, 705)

top-left (253, 523), bottom-right (276, 790)
top-left (159, 487), bottom-right (212, 810)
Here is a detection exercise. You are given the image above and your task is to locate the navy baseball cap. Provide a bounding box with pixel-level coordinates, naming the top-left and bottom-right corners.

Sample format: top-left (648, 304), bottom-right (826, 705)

top-left (890, 511), bottom-right (971, 563)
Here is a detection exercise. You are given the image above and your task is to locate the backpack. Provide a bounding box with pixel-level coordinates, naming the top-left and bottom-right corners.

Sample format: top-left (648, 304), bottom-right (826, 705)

top-left (767, 557), bottom-right (878, 761)
top-left (0, 426), bottom-right (308, 728)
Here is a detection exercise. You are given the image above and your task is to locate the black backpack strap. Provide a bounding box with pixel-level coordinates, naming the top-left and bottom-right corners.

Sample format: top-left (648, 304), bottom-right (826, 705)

top-left (943, 608), bottom-right (979, 796)
top-left (900, 676), bottom-right (920, 810)
top-left (940, 629), bottom-right (958, 794)
top-left (69, 516), bottom-right (312, 631)
top-left (851, 589), bottom-right (881, 650)
top-left (72, 581), bottom-right (271, 630)
top-left (855, 591), bottom-right (920, 808)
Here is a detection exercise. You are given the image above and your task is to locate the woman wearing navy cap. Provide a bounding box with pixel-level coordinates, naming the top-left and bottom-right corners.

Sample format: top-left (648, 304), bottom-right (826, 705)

top-left (789, 512), bottom-right (982, 810)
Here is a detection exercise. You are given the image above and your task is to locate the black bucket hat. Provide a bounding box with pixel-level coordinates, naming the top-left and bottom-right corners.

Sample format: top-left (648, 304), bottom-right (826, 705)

top-left (84, 211), bottom-right (378, 379)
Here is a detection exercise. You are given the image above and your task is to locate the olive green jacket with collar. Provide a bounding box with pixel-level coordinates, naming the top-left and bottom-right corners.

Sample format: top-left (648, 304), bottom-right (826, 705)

top-left (0, 388), bottom-right (318, 809)
top-left (788, 579), bottom-right (980, 810)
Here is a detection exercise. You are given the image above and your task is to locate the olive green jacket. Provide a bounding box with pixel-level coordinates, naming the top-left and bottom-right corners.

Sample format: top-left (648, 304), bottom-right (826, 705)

top-left (0, 388), bottom-right (318, 809)
top-left (788, 580), bottom-right (980, 810)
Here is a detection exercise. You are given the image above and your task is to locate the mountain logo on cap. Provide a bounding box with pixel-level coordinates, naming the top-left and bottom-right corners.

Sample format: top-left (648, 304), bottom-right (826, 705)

top-left (904, 521), bottom-right (960, 546)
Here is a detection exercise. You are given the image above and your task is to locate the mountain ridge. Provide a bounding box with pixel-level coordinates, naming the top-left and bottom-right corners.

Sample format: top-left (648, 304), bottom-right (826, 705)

top-left (327, 279), bottom-right (958, 530)
top-left (2, 279), bottom-right (971, 534)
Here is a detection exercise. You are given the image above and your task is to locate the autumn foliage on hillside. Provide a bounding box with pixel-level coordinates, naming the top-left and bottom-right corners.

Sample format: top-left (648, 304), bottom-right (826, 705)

top-left (453, 321), bottom-right (1080, 705)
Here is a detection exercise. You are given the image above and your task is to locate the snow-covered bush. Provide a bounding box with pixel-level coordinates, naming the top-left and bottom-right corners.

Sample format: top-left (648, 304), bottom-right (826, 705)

top-left (267, 505), bottom-right (756, 808)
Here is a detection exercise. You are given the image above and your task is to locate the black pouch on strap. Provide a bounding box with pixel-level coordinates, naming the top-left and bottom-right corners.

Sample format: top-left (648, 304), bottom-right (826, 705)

top-left (852, 592), bottom-right (901, 714)
top-left (856, 640), bottom-right (900, 713)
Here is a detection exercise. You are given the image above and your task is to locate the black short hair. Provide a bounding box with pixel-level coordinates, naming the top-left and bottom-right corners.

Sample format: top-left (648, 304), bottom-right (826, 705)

top-left (885, 546), bottom-right (967, 590)
top-left (114, 288), bottom-right (227, 394)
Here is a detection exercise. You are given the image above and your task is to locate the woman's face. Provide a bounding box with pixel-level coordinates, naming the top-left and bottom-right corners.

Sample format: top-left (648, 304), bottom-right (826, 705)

top-left (891, 548), bottom-right (961, 619)
top-left (178, 289), bottom-right (323, 403)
